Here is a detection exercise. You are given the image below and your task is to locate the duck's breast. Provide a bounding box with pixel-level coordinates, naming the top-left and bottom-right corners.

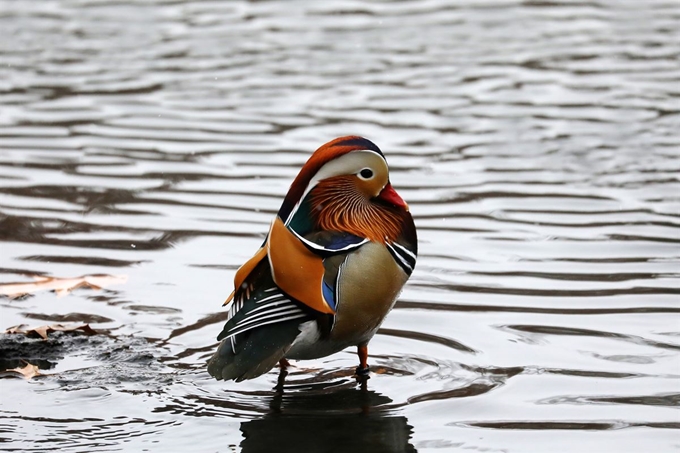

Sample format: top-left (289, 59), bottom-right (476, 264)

top-left (330, 241), bottom-right (409, 346)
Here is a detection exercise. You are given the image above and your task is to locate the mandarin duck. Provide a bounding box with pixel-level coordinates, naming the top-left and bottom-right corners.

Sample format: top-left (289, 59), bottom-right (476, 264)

top-left (207, 136), bottom-right (417, 382)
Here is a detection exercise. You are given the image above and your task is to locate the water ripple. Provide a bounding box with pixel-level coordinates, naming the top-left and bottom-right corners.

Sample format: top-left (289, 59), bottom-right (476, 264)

top-left (1, 0), bottom-right (679, 451)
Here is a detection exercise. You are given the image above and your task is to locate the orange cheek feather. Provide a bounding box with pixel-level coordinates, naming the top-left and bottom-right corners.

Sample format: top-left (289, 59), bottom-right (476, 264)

top-left (312, 177), bottom-right (404, 244)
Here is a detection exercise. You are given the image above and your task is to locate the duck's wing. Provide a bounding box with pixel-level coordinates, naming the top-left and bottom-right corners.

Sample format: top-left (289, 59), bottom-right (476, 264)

top-left (208, 258), bottom-right (315, 381)
top-left (208, 219), bottom-right (370, 381)
top-left (225, 217), bottom-right (367, 315)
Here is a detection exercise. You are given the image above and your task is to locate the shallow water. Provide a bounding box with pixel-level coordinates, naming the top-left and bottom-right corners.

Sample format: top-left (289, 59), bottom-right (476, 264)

top-left (0, 0), bottom-right (679, 451)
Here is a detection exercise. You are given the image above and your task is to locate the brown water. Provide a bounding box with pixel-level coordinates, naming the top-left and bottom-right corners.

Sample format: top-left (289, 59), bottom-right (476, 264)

top-left (1, 0), bottom-right (679, 451)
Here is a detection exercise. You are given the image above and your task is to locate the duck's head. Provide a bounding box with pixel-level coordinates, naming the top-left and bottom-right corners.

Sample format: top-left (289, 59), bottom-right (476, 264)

top-left (279, 136), bottom-right (410, 243)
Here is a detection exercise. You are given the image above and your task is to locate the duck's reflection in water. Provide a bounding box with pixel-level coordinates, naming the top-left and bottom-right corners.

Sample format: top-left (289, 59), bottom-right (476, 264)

top-left (240, 375), bottom-right (416, 453)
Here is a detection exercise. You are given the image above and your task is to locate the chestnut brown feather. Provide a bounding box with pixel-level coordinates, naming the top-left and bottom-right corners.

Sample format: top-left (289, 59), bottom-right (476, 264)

top-left (310, 176), bottom-right (404, 243)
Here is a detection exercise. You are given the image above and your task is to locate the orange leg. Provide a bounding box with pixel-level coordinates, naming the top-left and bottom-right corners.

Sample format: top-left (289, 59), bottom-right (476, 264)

top-left (356, 345), bottom-right (370, 376)
top-left (275, 359), bottom-right (289, 393)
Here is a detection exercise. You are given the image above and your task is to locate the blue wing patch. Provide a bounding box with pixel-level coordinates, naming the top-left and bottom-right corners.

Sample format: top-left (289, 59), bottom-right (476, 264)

top-left (322, 280), bottom-right (337, 311)
top-left (323, 233), bottom-right (366, 251)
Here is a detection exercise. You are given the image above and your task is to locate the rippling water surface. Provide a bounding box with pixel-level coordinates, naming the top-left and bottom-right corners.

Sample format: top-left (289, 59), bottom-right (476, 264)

top-left (1, 0), bottom-right (679, 451)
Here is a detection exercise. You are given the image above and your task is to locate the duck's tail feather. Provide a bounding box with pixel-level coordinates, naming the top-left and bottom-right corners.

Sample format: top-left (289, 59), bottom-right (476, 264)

top-left (207, 318), bottom-right (303, 382)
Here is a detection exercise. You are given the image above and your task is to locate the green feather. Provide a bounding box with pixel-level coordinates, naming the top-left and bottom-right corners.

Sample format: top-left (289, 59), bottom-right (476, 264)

top-left (287, 194), bottom-right (315, 236)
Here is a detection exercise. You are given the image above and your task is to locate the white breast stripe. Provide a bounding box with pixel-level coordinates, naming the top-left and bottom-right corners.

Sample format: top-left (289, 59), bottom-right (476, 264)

top-left (386, 242), bottom-right (413, 273)
top-left (392, 241), bottom-right (417, 261)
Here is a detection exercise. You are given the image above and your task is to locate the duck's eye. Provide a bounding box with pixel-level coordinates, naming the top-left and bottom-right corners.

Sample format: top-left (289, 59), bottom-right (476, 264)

top-left (359, 168), bottom-right (374, 179)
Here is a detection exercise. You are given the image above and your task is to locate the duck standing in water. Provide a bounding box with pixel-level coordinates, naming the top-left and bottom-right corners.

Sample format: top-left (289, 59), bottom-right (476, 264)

top-left (208, 136), bottom-right (417, 382)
